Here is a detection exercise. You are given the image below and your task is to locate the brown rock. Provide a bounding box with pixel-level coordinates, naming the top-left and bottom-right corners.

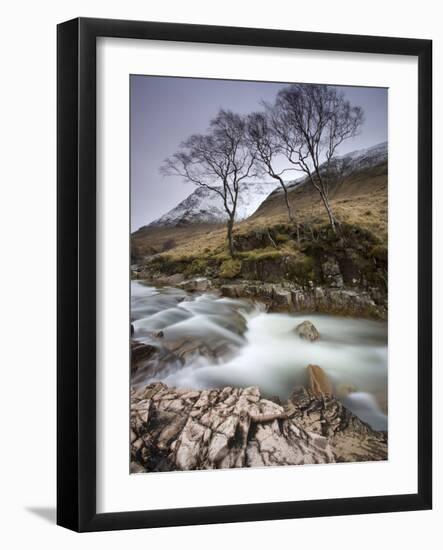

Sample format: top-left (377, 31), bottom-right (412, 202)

top-left (131, 340), bottom-right (158, 372)
top-left (307, 364), bottom-right (333, 396)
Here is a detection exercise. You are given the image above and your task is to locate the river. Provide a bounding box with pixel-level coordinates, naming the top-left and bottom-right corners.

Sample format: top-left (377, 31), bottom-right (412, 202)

top-left (131, 280), bottom-right (388, 431)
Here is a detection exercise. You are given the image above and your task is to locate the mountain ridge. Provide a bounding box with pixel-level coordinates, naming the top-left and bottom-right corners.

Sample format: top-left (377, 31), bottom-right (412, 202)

top-left (145, 180), bottom-right (279, 229)
top-left (272, 141), bottom-right (388, 196)
top-left (136, 141), bottom-right (387, 232)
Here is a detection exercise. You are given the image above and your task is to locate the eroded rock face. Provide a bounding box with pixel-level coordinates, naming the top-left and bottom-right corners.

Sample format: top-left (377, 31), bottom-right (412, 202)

top-left (179, 278), bottom-right (212, 292)
top-left (131, 381), bottom-right (387, 473)
top-left (272, 288), bottom-right (293, 309)
top-left (135, 271), bottom-right (386, 318)
top-left (218, 281), bottom-right (385, 319)
top-left (322, 257), bottom-right (344, 288)
top-left (154, 273), bottom-right (185, 286)
top-left (233, 229), bottom-right (277, 252)
top-left (295, 320), bottom-right (320, 341)
top-left (287, 386), bottom-right (388, 463)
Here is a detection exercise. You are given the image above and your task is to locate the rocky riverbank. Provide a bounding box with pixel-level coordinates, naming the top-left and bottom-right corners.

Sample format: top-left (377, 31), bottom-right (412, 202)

top-left (131, 364), bottom-right (388, 473)
top-left (131, 270), bottom-right (386, 320)
top-left (132, 220), bottom-right (388, 319)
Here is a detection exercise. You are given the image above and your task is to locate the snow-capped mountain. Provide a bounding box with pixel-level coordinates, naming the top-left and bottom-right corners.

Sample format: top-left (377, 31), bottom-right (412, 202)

top-left (144, 142), bottom-right (387, 228)
top-left (279, 141), bottom-right (388, 194)
top-left (338, 141), bottom-right (387, 172)
top-left (148, 181), bottom-right (279, 227)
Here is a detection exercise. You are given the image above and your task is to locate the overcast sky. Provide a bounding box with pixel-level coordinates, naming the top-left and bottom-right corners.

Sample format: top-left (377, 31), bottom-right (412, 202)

top-left (131, 75), bottom-right (387, 231)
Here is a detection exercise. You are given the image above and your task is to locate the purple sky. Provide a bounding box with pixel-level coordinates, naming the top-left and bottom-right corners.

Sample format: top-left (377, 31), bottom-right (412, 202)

top-left (131, 75), bottom-right (387, 231)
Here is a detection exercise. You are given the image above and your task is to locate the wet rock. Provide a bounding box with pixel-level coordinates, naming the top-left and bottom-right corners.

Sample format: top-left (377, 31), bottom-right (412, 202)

top-left (219, 284), bottom-right (242, 299)
top-left (295, 320), bottom-right (320, 341)
top-left (214, 309), bottom-right (247, 336)
top-left (131, 340), bottom-right (158, 372)
top-left (130, 341), bottom-right (185, 381)
top-left (131, 381), bottom-right (387, 473)
top-left (155, 273), bottom-right (186, 286)
top-left (132, 328), bottom-right (244, 380)
top-left (180, 278), bottom-right (212, 292)
top-left (166, 273), bottom-right (185, 285)
top-left (164, 337), bottom-right (233, 363)
top-left (307, 364), bottom-right (333, 396)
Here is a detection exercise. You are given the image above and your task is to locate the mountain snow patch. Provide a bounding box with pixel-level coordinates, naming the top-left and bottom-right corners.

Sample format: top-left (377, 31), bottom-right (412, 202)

top-left (149, 181), bottom-right (279, 227)
top-left (145, 142), bottom-right (387, 228)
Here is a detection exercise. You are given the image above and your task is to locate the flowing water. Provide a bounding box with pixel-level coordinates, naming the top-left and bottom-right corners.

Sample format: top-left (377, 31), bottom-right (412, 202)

top-left (131, 281), bottom-right (388, 431)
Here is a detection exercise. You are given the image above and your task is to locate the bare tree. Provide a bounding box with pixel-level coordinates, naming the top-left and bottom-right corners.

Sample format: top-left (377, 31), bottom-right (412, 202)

top-left (327, 155), bottom-right (355, 190)
top-left (246, 111), bottom-right (298, 235)
top-left (161, 110), bottom-right (255, 256)
top-left (270, 84), bottom-right (364, 233)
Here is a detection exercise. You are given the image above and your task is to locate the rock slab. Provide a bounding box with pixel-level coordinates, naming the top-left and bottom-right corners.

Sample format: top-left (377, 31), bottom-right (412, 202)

top-left (131, 382), bottom-right (387, 473)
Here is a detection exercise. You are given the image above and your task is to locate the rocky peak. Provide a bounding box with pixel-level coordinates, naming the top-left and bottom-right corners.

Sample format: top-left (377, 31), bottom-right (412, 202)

top-left (146, 181), bottom-right (279, 228)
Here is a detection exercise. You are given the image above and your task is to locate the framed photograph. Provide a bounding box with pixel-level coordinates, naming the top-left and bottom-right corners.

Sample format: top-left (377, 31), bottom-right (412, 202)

top-left (57, 17), bottom-right (432, 532)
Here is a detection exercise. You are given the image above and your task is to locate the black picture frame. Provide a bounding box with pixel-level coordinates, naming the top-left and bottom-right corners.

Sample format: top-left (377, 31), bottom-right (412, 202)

top-left (57, 17), bottom-right (432, 532)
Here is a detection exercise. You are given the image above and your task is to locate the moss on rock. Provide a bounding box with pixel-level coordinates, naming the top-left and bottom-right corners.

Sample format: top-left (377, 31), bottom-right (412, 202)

top-left (219, 258), bottom-right (242, 279)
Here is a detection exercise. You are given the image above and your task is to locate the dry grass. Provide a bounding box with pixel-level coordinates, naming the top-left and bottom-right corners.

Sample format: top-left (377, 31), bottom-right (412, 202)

top-left (132, 164), bottom-right (388, 261)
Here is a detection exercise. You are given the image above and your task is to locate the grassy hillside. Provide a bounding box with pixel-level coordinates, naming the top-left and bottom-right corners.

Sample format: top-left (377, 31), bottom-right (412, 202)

top-left (131, 161), bottom-right (388, 317)
top-left (131, 222), bottom-right (224, 261)
top-left (248, 162), bottom-right (387, 239)
top-left (132, 162), bottom-right (387, 262)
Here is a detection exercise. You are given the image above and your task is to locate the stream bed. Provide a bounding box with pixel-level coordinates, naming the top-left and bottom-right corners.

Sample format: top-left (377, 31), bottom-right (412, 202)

top-left (131, 280), bottom-right (388, 431)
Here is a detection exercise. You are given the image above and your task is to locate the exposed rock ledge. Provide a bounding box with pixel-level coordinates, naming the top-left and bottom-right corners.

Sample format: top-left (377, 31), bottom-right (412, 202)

top-left (131, 378), bottom-right (387, 473)
top-left (133, 272), bottom-right (386, 320)
top-left (219, 281), bottom-right (386, 320)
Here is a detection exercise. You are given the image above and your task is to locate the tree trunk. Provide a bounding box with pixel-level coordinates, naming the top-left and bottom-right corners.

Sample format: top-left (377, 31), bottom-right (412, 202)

top-left (226, 216), bottom-right (235, 257)
top-left (282, 185), bottom-right (294, 222)
top-left (280, 181), bottom-right (300, 244)
top-left (319, 191), bottom-right (337, 234)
